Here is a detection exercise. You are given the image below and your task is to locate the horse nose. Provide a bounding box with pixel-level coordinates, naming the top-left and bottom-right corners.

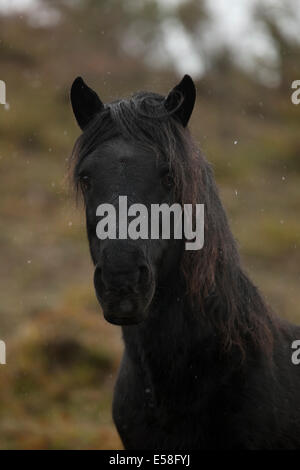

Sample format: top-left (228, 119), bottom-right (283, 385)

top-left (94, 245), bottom-right (150, 293)
top-left (95, 263), bottom-right (150, 292)
top-left (93, 243), bottom-right (154, 325)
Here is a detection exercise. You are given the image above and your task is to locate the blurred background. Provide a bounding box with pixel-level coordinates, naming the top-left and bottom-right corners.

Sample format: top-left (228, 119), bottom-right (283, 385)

top-left (0, 0), bottom-right (299, 450)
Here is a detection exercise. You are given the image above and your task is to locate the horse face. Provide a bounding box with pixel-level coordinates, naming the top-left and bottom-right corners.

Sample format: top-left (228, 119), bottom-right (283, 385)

top-left (70, 75), bottom-right (196, 325)
top-left (76, 136), bottom-right (180, 325)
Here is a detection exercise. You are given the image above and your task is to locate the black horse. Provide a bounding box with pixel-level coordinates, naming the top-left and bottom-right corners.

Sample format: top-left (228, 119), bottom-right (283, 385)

top-left (70, 75), bottom-right (300, 449)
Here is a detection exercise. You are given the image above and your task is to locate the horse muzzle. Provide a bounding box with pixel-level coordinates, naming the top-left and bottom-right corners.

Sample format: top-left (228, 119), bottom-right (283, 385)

top-left (93, 244), bottom-right (154, 325)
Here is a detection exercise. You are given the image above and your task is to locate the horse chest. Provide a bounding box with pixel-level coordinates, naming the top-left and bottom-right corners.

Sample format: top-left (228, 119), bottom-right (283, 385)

top-left (112, 354), bottom-right (224, 449)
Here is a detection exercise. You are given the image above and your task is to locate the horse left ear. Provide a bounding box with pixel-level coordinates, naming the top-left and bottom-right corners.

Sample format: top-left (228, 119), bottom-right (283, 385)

top-left (70, 76), bottom-right (104, 130)
top-left (164, 75), bottom-right (196, 127)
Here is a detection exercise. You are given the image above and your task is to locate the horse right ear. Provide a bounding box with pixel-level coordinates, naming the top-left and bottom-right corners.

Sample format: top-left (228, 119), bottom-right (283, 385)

top-left (164, 75), bottom-right (196, 127)
top-left (70, 77), bottom-right (104, 130)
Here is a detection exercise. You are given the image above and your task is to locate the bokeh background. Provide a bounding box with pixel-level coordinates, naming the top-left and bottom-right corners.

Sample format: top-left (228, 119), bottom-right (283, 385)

top-left (0, 0), bottom-right (299, 449)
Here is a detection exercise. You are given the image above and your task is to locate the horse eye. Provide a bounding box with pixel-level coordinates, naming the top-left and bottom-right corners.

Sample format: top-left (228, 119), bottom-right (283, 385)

top-left (162, 172), bottom-right (173, 190)
top-left (80, 175), bottom-right (91, 192)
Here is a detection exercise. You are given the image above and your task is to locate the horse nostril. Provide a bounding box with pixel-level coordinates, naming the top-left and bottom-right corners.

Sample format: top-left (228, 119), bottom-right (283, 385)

top-left (95, 261), bottom-right (150, 292)
top-left (139, 264), bottom-right (150, 286)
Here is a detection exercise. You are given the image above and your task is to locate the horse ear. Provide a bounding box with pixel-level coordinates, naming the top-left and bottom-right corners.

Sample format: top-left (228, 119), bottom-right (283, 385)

top-left (70, 76), bottom-right (104, 130)
top-left (164, 75), bottom-right (196, 127)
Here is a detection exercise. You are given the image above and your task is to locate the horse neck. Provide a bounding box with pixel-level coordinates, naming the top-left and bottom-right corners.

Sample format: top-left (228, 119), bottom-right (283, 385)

top-left (121, 278), bottom-right (221, 387)
top-left (121, 262), bottom-right (274, 396)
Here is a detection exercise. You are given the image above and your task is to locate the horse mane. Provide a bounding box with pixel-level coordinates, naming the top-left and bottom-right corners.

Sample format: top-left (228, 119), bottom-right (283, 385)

top-left (70, 90), bottom-right (279, 358)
